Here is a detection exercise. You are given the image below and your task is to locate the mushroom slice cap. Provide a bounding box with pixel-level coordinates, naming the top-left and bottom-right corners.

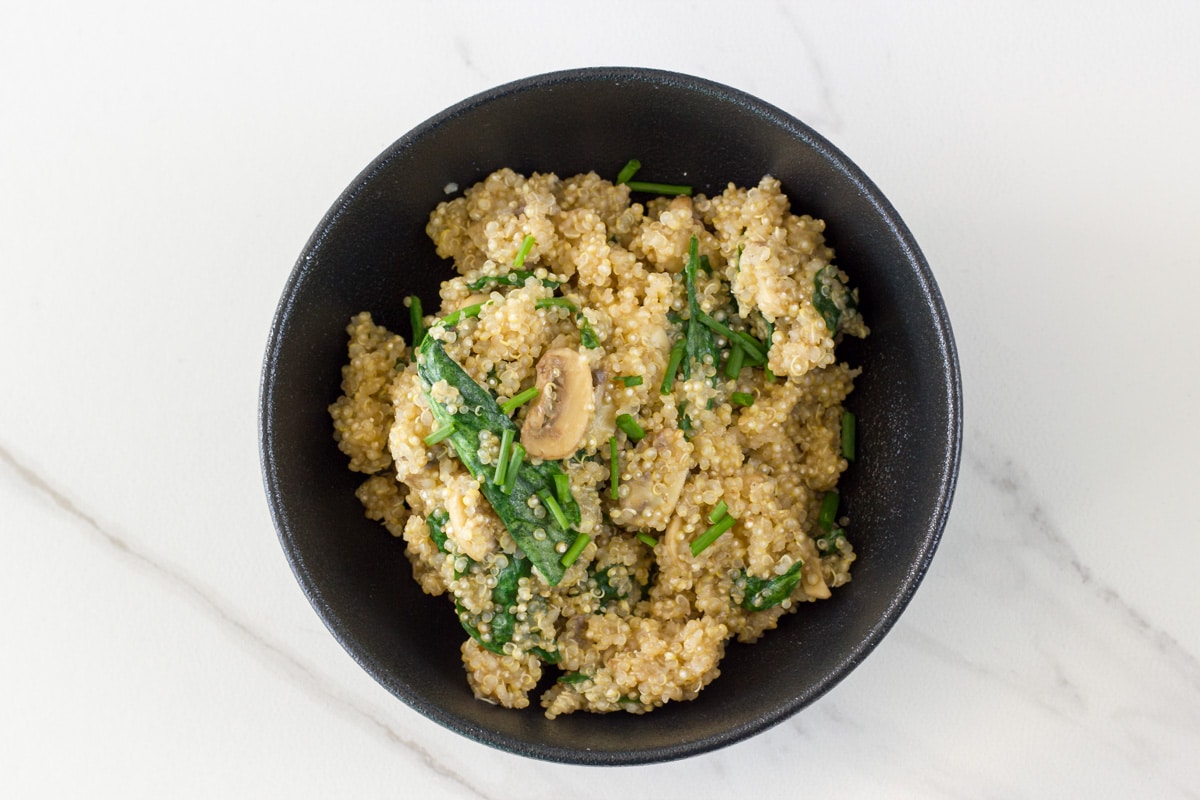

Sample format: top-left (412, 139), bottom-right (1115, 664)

top-left (521, 348), bottom-right (594, 460)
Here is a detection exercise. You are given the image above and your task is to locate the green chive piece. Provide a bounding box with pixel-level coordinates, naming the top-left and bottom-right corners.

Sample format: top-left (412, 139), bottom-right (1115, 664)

top-left (538, 490), bottom-right (571, 532)
top-left (441, 301), bottom-right (485, 327)
top-left (842, 410), bottom-right (856, 461)
top-left (553, 472), bottom-right (572, 507)
top-left (423, 422), bottom-right (456, 446)
top-left (501, 386), bottom-right (539, 415)
top-left (619, 375), bottom-right (644, 387)
top-left (560, 532), bottom-right (591, 567)
top-left (501, 442), bottom-right (525, 495)
top-left (493, 428), bottom-right (515, 485)
top-left (690, 513), bottom-right (737, 556)
top-left (739, 345), bottom-right (767, 368)
top-left (616, 159), bottom-right (641, 184)
top-left (731, 391), bottom-right (755, 407)
top-left (765, 366), bottom-right (777, 383)
top-left (818, 490), bottom-right (839, 531)
top-left (735, 332), bottom-right (769, 361)
top-left (535, 297), bottom-right (578, 311)
top-left (696, 312), bottom-right (767, 362)
top-left (513, 234), bottom-right (535, 268)
top-left (708, 501), bottom-right (728, 524)
top-left (616, 413), bottom-right (645, 441)
top-left (625, 181), bottom-right (693, 197)
top-left (609, 436), bottom-right (620, 500)
top-left (636, 531), bottom-right (658, 548)
top-left (408, 296), bottom-right (425, 347)
top-left (661, 339), bottom-right (686, 394)
top-left (724, 343), bottom-right (745, 379)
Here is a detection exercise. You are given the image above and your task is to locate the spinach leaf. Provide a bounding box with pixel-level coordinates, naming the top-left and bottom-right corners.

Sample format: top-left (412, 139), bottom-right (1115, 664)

top-left (816, 527), bottom-right (847, 557)
top-left (529, 646), bottom-right (561, 664)
top-left (417, 337), bottom-right (579, 585)
top-left (456, 552), bottom-right (531, 656)
top-left (558, 671), bottom-right (590, 685)
top-left (592, 565), bottom-right (626, 605)
top-left (739, 561), bottom-right (804, 611)
top-left (467, 270), bottom-right (560, 291)
top-left (426, 508), bottom-right (450, 553)
top-left (813, 264), bottom-right (854, 334)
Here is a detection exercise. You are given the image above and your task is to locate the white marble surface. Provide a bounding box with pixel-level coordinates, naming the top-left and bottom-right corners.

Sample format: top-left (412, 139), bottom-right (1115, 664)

top-left (3, 2), bottom-right (1199, 796)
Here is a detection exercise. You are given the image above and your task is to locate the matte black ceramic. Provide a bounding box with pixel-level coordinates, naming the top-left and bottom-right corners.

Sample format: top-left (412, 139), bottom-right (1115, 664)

top-left (260, 67), bottom-right (961, 765)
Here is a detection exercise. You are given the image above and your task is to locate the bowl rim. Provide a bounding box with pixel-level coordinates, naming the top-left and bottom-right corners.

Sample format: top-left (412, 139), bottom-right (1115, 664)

top-left (260, 66), bottom-right (963, 765)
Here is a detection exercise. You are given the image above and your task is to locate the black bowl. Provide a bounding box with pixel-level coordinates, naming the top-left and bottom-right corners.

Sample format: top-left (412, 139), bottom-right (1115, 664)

top-left (260, 67), bottom-right (961, 765)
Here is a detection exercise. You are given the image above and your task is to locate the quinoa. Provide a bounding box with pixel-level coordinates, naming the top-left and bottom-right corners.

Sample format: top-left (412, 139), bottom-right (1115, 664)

top-left (330, 168), bottom-right (867, 717)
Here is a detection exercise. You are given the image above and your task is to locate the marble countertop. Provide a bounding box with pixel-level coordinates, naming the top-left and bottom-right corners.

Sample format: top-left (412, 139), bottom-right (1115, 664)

top-left (4, 2), bottom-right (1198, 797)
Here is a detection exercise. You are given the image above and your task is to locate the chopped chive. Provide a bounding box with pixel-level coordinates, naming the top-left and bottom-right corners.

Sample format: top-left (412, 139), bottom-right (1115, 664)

top-left (661, 339), bottom-right (686, 394)
top-left (493, 428), bottom-right (515, 485)
top-left (423, 422), bottom-right (456, 446)
top-left (501, 386), bottom-right (539, 415)
top-left (731, 391), bottom-right (755, 407)
top-left (609, 436), bottom-right (620, 500)
top-left (818, 490), bottom-right (839, 531)
top-left (560, 532), bottom-right (591, 567)
top-left (619, 375), bottom-right (644, 387)
top-left (538, 490), bottom-right (571, 531)
top-left (535, 297), bottom-right (578, 311)
top-left (723, 343), bottom-right (745, 379)
top-left (690, 513), bottom-right (737, 556)
top-left (636, 531), bottom-right (658, 548)
top-left (765, 366), bottom-right (777, 383)
top-left (513, 234), bottom-right (535, 268)
top-left (708, 500), bottom-right (728, 524)
top-left (408, 296), bottom-right (425, 347)
top-left (625, 180), bottom-right (693, 197)
top-left (616, 159), bottom-right (641, 184)
top-left (553, 472), bottom-right (572, 507)
top-left (616, 413), bottom-right (645, 441)
top-left (696, 312), bottom-right (767, 361)
top-left (841, 410), bottom-right (856, 461)
top-left (441, 301), bottom-right (485, 327)
top-left (501, 442), bottom-right (525, 495)
top-left (741, 345), bottom-right (768, 368)
top-left (734, 331), bottom-right (769, 361)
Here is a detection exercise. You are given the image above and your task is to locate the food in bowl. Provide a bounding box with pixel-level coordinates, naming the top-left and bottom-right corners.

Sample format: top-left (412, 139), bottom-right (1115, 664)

top-left (328, 164), bottom-right (867, 717)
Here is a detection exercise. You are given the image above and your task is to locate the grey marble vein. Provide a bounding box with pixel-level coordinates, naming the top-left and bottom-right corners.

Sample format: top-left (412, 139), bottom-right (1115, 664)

top-left (969, 436), bottom-right (1200, 693)
top-left (0, 441), bottom-right (498, 800)
top-left (774, 0), bottom-right (843, 133)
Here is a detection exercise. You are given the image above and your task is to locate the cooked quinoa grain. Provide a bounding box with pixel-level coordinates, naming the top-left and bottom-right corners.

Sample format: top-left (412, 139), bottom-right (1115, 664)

top-left (330, 168), bottom-right (867, 717)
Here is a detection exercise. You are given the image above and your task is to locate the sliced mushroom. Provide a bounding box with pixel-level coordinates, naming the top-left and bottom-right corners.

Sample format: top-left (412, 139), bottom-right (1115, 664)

top-left (797, 535), bottom-right (831, 600)
top-left (581, 368), bottom-right (616, 452)
top-left (521, 348), bottom-right (594, 460)
top-left (617, 427), bottom-right (691, 531)
top-left (448, 292), bottom-right (492, 312)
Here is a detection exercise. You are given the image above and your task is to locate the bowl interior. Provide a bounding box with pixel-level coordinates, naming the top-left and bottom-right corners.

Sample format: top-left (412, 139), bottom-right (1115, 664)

top-left (261, 68), bottom-right (961, 765)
